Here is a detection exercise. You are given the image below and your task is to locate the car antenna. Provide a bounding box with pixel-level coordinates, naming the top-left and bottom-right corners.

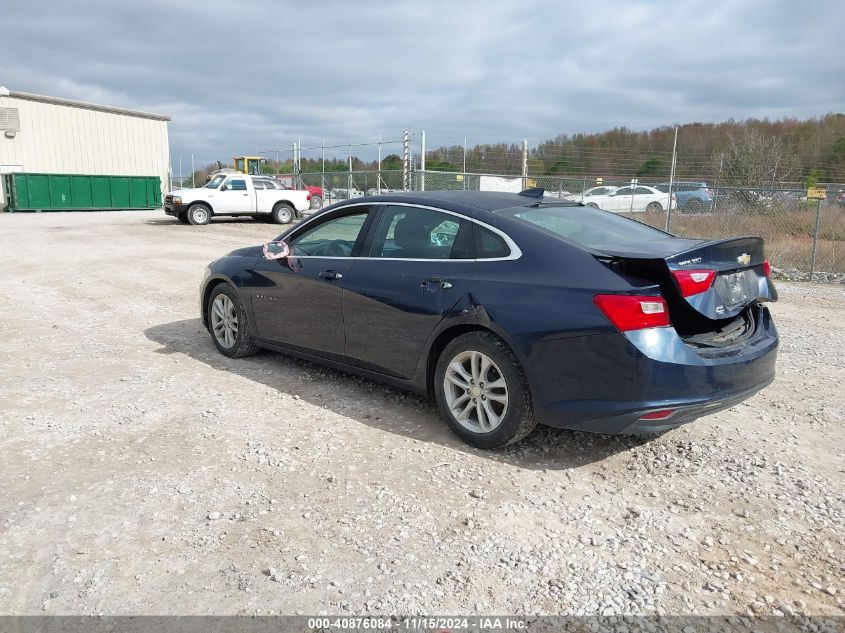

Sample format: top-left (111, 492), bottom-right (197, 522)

top-left (518, 187), bottom-right (545, 198)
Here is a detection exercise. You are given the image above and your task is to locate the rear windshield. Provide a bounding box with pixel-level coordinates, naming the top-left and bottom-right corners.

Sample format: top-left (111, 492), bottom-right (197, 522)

top-left (496, 204), bottom-right (670, 250)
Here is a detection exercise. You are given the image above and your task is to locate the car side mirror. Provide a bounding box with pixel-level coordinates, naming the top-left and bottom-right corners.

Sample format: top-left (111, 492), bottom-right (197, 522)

top-left (263, 240), bottom-right (290, 260)
top-left (220, 184), bottom-right (228, 191)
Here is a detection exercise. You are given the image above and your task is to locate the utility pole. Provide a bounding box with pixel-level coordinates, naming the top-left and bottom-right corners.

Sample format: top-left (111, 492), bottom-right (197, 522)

top-left (463, 136), bottom-right (467, 190)
top-left (403, 130), bottom-right (410, 191)
top-left (377, 133), bottom-right (382, 194)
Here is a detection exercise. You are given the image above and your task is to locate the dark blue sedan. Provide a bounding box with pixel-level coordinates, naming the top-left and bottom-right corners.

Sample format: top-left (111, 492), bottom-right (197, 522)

top-left (200, 190), bottom-right (778, 449)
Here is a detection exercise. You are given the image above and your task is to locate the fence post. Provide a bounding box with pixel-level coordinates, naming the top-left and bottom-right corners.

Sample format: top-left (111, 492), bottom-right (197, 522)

top-left (321, 138), bottom-right (325, 204)
top-left (377, 134), bottom-right (382, 194)
top-left (405, 131), bottom-right (410, 191)
top-left (347, 138), bottom-right (352, 195)
top-left (463, 136), bottom-right (467, 190)
top-left (521, 139), bottom-right (528, 190)
top-left (665, 125), bottom-right (678, 232)
top-left (191, 154), bottom-right (195, 188)
top-left (420, 130), bottom-right (426, 191)
top-left (810, 198), bottom-right (822, 281)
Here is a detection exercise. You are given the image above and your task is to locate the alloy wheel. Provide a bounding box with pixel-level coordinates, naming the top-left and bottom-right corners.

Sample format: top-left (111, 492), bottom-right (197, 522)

top-left (210, 294), bottom-right (238, 348)
top-left (443, 350), bottom-right (509, 433)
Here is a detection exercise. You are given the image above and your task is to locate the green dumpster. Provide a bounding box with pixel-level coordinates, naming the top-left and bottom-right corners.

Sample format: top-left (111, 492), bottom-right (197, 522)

top-left (2, 173), bottom-right (161, 212)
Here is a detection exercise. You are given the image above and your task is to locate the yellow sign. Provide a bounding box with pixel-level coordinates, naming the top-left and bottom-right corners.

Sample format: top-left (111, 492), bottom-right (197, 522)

top-left (526, 178), bottom-right (537, 188)
top-left (596, 177), bottom-right (603, 185)
top-left (807, 187), bottom-right (826, 200)
top-left (456, 174), bottom-right (464, 182)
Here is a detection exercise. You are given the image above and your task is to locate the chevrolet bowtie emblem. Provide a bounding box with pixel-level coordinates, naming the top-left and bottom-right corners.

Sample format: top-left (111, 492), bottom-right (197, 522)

top-left (737, 253), bottom-right (751, 266)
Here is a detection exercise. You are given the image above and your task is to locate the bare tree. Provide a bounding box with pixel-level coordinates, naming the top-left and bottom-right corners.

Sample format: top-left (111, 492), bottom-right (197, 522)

top-left (709, 129), bottom-right (800, 199)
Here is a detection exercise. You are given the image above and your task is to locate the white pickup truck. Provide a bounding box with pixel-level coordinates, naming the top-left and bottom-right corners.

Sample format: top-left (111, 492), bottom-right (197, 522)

top-left (163, 174), bottom-right (311, 225)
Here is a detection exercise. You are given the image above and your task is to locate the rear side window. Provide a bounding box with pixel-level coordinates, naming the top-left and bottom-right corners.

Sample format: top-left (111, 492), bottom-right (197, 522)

top-left (498, 205), bottom-right (669, 250)
top-left (228, 179), bottom-right (247, 191)
top-left (475, 225), bottom-right (510, 259)
top-left (252, 180), bottom-right (265, 190)
top-left (369, 206), bottom-right (474, 259)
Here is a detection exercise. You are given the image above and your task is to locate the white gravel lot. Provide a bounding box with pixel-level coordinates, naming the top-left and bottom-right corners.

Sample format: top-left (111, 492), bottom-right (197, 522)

top-left (0, 210), bottom-right (843, 617)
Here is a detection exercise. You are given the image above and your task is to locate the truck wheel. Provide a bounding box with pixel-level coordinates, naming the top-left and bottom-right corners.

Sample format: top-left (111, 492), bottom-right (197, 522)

top-left (272, 203), bottom-right (294, 224)
top-left (310, 195), bottom-right (323, 210)
top-left (176, 211), bottom-right (190, 224)
top-left (187, 203), bottom-right (211, 225)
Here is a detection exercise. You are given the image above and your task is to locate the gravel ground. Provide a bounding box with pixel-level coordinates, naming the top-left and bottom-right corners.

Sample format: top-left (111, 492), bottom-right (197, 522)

top-left (0, 210), bottom-right (843, 617)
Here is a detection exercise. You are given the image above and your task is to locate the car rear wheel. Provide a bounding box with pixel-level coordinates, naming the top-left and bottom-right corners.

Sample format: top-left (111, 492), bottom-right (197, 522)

top-left (207, 284), bottom-right (258, 358)
top-left (586, 202), bottom-right (599, 208)
top-left (310, 195), bottom-right (322, 209)
top-left (646, 201), bottom-right (663, 213)
top-left (434, 332), bottom-right (536, 449)
top-left (187, 203), bottom-right (211, 225)
top-left (272, 203), bottom-right (294, 224)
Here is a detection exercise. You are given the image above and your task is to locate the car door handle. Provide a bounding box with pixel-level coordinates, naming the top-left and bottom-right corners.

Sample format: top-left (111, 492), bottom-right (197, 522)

top-left (422, 277), bottom-right (452, 289)
top-left (319, 270), bottom-right (343, 280)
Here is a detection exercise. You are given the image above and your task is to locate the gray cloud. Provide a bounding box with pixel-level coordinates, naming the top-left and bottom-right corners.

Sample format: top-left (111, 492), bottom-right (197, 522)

top-left (2, 0), bottom-right (843, 167)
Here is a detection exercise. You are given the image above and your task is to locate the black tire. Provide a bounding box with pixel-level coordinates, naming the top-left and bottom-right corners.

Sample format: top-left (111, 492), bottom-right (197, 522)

top-left (310, 195), bottom-right (323, 210)
top-left (206, 283), bottom-right (259, 358)
top-left (646, 201), bottom-right (663, 213)
top-left (586, 202), bottom-right (599, 208)
top-left (187, 203), bottom-right (212, 225)
top-left (434, 332), bottom-right (536, 449)
top-left (176, 211), bottom-right (190, 224)
top-left (272, 202), bottom-right (294, 224)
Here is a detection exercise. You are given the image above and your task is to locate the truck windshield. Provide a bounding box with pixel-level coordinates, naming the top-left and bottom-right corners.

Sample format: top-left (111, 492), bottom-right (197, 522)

top-left (205, 175), bottom-right (226, 189)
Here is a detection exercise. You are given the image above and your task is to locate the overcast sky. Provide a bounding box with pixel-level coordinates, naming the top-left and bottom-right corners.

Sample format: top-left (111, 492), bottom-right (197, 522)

top-left (2, 0), bottom-right (843, 166)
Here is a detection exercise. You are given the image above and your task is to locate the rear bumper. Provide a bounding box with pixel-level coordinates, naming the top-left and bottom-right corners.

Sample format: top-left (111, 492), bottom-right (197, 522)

top-left (528, 305), bottom-right (778, 434)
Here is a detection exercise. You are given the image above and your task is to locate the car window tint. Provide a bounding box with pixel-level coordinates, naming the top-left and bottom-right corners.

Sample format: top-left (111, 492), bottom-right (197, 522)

top-left (499, 205), bottom-right (669, 250)
top-left (369, 206), bottom-right (473, 259)
top-left (475, 226), bottom-right (510, 259)
top-left (615, 187), bottom-right (632, 195)
top-left (634, 187), bottom-right (652, 195)
top-left (290, 211), bottom-right (368, 257)
top-left (252, 180), bottom-right (265, 190)
top-left (228, 179), bottom-right (247, 191)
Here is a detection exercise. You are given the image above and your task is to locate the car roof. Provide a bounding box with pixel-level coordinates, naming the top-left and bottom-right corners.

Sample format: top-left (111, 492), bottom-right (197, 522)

top-left (351, 190), bottom-right (582, 213)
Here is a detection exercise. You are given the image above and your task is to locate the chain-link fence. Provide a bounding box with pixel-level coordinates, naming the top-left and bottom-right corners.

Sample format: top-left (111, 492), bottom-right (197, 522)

top-left (169, 132), bottom-right (845, 280)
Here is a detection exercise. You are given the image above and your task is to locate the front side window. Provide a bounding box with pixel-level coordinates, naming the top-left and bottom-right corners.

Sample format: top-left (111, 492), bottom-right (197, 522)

top-left (227, 179), bottom-right (247, 191)
top-left (289, 211), bottom-right (369, 257)
top-left (369, 206), bottom-right (473, 259)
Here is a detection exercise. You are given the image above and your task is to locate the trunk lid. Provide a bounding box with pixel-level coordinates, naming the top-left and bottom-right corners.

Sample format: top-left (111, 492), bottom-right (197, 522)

top-left (595, 236), bottom-right (777, 323)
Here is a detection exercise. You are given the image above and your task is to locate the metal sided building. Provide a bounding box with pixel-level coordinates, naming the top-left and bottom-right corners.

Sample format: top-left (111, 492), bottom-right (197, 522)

top-left (0, 86), bottom-right (170, 211)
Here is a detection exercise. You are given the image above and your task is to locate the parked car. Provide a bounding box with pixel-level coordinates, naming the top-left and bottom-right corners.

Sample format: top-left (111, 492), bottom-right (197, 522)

top-left (654, 182), bottom-right (713, 213)
top-left (163, 174), bottom-right (311, 225)
top-left (200, 190), bottom-right (778, 449)
top-left (835, 190), bottom-right (844, 207)
top-left (581, 185), bottom-right (675, 213)
top-left (331, 187), bottom-right (364, 200)
top-left (564, 185), bottom-right (618, 203)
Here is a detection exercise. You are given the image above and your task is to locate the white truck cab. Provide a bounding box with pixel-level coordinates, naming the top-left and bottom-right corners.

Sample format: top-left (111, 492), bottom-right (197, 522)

top-left (164, 174), bottom-right (311, 225)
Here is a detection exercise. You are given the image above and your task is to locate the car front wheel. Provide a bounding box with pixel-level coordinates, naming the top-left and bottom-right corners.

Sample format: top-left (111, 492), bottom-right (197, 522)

top-left (187, 203), bottom-right (211, 225)
top-left (646, 201), bottom-right (663, 212)
top-left (434, 332), bottom-right (536, 449)
top-left (207, 283), bottom-right (259, 358)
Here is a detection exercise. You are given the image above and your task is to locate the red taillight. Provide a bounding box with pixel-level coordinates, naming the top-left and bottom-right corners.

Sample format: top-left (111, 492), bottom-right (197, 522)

top-left (672, 269), bottom-right (716, 297)
top-left (639, 409), bottom-right (676, 420)
top-left (306, 192), bottom-right (312, 200)
top-left (763, 259), bottom-right (771, 277)
top-left (593, 294), bottom-right (670, 331)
